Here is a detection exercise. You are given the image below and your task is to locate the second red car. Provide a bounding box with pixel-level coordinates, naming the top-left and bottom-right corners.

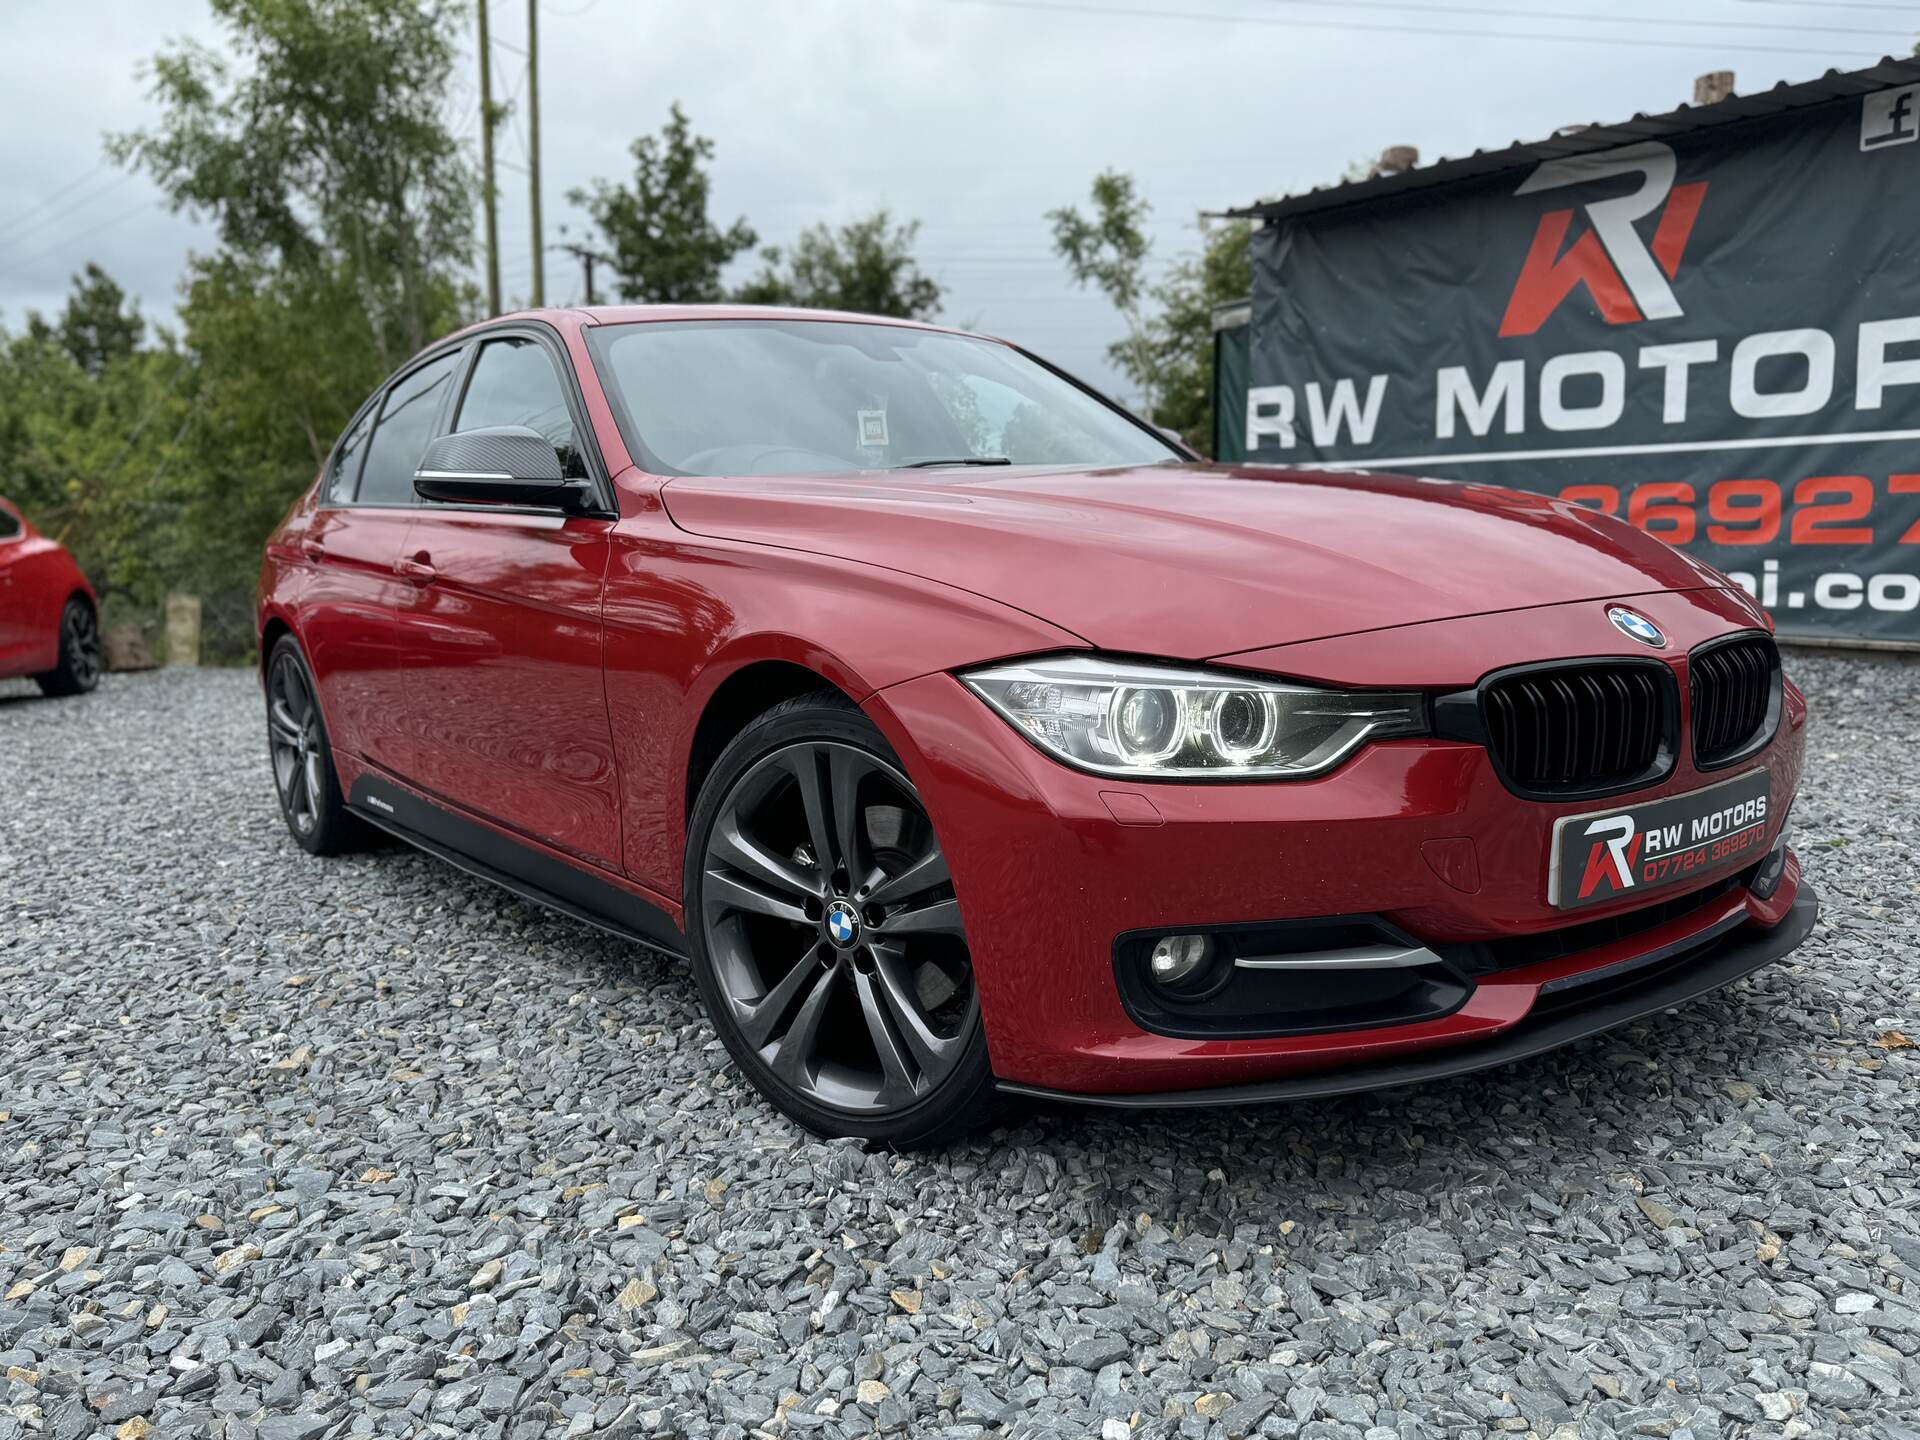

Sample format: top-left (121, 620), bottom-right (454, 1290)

top-left (1, 496), bottom-right (101, 698)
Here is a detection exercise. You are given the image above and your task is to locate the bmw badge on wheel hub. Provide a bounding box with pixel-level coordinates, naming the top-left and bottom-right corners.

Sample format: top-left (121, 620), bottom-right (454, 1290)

top-left (825, 900), bottom-right (861, 948)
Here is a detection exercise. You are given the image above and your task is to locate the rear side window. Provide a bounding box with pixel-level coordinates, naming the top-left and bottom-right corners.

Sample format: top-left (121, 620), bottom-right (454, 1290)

top-left (326, 409), bottom-right (373, 503)
top-left (357, 352), bottom-right (460, 505)
top-left (454, 337), bottom-right (587, 478)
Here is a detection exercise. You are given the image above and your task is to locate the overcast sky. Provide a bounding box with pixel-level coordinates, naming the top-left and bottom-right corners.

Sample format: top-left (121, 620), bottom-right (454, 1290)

top-left (0, 0), bottom-right (1907, 398)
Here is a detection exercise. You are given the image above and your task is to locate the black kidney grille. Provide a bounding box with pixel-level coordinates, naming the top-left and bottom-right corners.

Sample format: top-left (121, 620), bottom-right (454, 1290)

top-left (1482, 664), bottom-right (1664, 794)
top-left (1691, 636), bottom-right (1778, 768)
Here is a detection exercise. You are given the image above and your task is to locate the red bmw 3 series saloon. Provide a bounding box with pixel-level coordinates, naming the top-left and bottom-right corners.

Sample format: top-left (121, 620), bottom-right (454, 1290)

top-left (256, 306), bottom-right (1815, 1144)
top-left (1, 495), bottom-right (101, 697)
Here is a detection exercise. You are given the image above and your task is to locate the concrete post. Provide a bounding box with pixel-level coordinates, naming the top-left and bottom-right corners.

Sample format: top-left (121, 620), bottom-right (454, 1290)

top-left (164, 593), bottom-right (202, 667)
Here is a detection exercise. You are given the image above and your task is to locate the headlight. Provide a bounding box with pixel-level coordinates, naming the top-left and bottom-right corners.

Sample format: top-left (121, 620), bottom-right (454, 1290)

top-left (960, 655), bottom-right (1427, 779)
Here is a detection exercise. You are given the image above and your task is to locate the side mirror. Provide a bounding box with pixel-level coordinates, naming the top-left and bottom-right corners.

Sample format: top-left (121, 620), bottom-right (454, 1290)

top-left (414, 426), bottom-right (588, 509)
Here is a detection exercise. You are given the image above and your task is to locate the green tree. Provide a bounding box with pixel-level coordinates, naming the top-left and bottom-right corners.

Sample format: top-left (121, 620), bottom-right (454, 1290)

top-left (1049, 172), bottom-right (1254, 451)
top-left (26, 263), bottom-right (146, 376)
top-left (172, 258), bottom-right (384, 573)
top-left (0, 317), bottom-right (198, 609)
top-left (111, 0), bottom-right (474, 369)
top-left (90, 0), bottom-right (475, 656)
top-left (1048, 170), bottom-right (1155, 389)
top-left (735, 211), bottom-right (942, 320)
top-left (1135, 217), bottom-right (1252, 451)
top-left (571, 104), bottom-right (758, 303)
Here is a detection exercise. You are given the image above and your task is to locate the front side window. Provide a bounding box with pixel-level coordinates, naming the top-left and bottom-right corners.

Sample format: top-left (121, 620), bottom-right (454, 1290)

top-left (454, 336), bottom-right (587, 478)
top-left (356, 351), bottom-right (460, 505)
top-left (326, 408), bottom-right (373, 503)
top-left (586, 319), bottom-right (1181, 477)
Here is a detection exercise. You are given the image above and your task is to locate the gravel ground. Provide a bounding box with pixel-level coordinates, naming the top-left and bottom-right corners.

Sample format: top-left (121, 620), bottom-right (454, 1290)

top-left (1, 657), bottom-right (1917, 1440)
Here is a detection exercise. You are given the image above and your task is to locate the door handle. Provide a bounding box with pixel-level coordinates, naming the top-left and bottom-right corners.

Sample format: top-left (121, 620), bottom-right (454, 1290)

top-left (396, 553), bottom-right (437, 586)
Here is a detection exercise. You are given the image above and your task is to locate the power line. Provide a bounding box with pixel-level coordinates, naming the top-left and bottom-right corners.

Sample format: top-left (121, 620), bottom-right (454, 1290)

top-left (1246, 0), bottom-right (1909, 39)
top-left (8, 197), bottom-right (158, 275)
top-left (1738, 0), bottom-right (1918, 11)
top-left (0, 161), bottom-right (112, 245)
top-left (898, 0), bottom-right (1885, 57)
top-left (0, 171), bottom-right (137, 254)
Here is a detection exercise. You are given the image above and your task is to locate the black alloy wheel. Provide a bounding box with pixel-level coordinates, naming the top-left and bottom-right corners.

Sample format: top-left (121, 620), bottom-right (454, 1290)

top-left (685, 693), bottom-right (1000, 1145)
top-left (35, 598), bottom-right (101, 696)
top-left (265, 637), bottom-right (365, 855)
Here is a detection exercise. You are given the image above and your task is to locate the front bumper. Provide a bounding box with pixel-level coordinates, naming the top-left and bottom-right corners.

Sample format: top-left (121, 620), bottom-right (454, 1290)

top-left (1000, 889), bottom-right (1816, 1107)
top-left (862, 593), bottom-right (1812, 1099)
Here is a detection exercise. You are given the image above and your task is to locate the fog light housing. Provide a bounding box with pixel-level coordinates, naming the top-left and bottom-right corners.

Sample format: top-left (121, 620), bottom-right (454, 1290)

top-left (1114, 917), bottom-right (1473, 1039)
top-left (1146, 933), bottom-right (1228, 998)
top-left (1752, 803), bottom-right (1793, 900)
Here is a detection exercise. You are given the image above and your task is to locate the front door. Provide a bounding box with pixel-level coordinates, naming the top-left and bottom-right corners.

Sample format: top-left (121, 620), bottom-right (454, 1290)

top-left (395, 333), bottom-right (622, 871)
top-left (300, 351), bottom-right (462, 779)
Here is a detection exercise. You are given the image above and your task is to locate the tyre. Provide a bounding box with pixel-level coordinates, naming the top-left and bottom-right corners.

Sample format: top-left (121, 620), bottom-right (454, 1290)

top-left (684, 691), bottom-right (1002, 1146)
top-left (265, 636), bottom-right (369, 856)
top-left (34, 597), bottom-right (102, 697)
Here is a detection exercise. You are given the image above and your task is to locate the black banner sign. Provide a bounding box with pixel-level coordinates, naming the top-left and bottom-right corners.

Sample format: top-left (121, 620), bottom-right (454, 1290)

top-left (1247, 88), bottom-right (1920, 646)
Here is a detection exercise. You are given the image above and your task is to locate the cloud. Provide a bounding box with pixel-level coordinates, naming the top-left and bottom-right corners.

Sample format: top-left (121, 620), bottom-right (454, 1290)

top-left (0, 0), bottom-right (1885, 396)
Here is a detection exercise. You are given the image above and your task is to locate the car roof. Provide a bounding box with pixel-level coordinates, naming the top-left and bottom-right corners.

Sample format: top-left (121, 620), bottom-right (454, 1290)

top-left (442, 303), bottom-right (1000, 348)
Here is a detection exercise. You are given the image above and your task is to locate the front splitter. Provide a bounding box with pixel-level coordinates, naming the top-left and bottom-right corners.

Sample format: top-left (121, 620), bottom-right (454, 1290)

top-left (999, 889), bottom-right (1818, 1110)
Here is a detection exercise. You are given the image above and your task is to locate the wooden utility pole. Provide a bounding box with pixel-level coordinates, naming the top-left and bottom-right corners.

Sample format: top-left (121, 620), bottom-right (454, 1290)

top-left (478, 0), bottom-right (501, 315)
top-left (527, 0), bottom-right (545, 307)
top-left (558, 243), bottom-right (608, 306)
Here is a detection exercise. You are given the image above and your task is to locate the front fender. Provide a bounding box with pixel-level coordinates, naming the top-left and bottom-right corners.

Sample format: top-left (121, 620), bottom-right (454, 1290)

top-left (601, 521), bottom-right (1085, 896)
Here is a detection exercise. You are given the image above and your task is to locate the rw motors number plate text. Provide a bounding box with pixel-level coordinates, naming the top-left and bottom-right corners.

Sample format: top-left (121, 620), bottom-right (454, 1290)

top-left (1548, 769), bottom-right (1772, 910)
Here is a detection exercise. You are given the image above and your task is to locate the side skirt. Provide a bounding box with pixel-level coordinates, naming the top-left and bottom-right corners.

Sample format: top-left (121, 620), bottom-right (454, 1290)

top-left (346, 772), bottom-right (687, 958)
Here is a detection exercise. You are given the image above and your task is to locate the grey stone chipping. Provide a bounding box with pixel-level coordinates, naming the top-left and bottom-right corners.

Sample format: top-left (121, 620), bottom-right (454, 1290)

top-left (0, 656), bottom-right (1916, 1438)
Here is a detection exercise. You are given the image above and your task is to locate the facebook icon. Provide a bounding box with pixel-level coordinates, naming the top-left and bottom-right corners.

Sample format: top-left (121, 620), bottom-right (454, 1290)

top-left (1862, 85), bottom-right (1920, 151)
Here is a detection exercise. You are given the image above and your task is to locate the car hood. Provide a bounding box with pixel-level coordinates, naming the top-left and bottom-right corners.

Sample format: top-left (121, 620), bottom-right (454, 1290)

top-left (659, 462), bottom-right (1726, 660)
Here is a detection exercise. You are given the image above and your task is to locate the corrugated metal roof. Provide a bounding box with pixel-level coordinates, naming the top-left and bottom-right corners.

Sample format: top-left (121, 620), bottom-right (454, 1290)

top-left (1224, 57), bottom-right (1920, 223)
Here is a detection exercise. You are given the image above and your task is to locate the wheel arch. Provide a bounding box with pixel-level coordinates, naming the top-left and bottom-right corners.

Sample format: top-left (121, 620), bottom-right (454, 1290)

top-left (683, 657), bottom-right (853, 827)
top-left (259, 614), bottom-right (297, 686)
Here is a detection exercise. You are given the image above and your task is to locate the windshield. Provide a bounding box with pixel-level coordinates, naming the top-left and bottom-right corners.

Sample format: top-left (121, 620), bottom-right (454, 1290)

top-left (585, 318), bottom-right (1183, 476)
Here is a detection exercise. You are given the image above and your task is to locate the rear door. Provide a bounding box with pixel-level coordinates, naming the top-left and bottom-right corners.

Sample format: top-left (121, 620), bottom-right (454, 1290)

top-left (301, 350), bottom-right (462, 777)
top-left (395, 329), bottom-right (622, 871)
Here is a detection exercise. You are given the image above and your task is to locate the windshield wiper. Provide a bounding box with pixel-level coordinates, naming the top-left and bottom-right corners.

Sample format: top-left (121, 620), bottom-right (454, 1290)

top-left (896, 456), bottom-right (1013, 468)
